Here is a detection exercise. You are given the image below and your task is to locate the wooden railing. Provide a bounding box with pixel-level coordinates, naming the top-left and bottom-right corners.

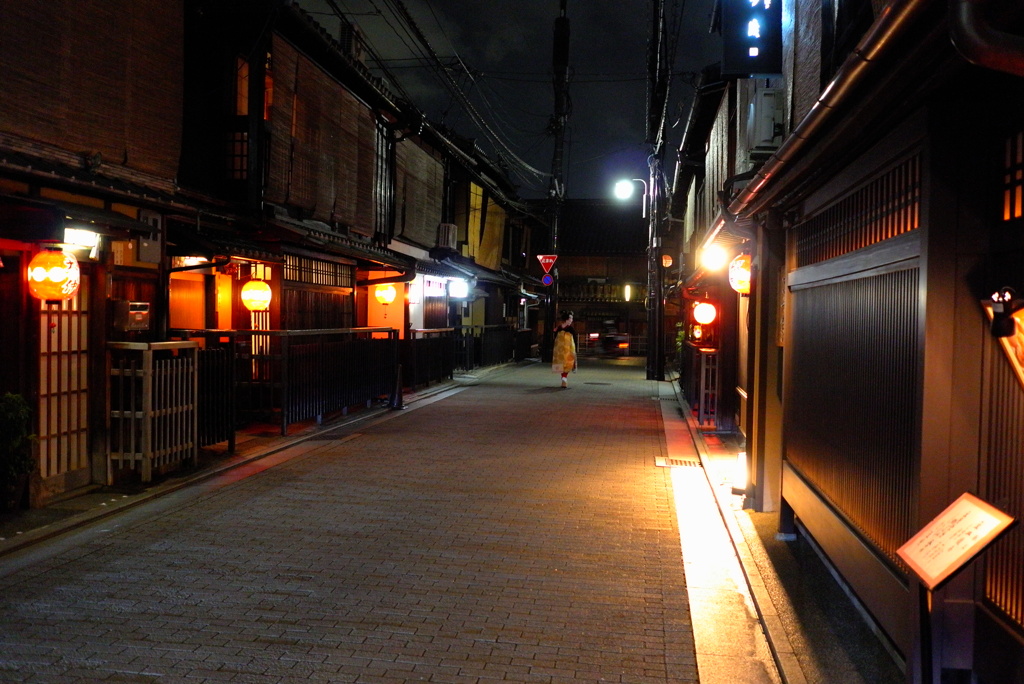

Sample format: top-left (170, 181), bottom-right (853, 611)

top-left (167, 324), bottom-right (527, 448)
top-left (456, 324), bottom-right (516, 370)
top-left (402, 328), bottom-right (455, 389)
top-left (107, 341), bottom-right (199, 483)
top-left (172, 328), bottom-right (398, 436)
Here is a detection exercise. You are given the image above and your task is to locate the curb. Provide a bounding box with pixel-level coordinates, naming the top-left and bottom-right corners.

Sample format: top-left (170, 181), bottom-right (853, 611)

top-left (666, 375), bottom-right (807, 684)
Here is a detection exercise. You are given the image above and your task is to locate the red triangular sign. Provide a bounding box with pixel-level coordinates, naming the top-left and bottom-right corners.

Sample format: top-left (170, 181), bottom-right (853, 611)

top-left (537, 254), bottom-right (557, 273)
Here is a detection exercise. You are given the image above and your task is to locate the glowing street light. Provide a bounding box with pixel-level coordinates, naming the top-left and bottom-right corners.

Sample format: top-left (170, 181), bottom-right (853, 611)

top-left (613, 178), bottom-right (648, 218)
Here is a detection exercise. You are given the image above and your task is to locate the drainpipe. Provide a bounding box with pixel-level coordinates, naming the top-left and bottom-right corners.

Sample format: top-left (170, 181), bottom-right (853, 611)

top-left (728, 0), bottom-right (935, 219)
top-left (949, 0), bottom-right (1024, 78)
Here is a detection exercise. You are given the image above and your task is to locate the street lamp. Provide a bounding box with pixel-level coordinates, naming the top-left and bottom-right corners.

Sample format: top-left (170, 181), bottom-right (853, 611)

top-left (614, 179), bottom-right (648, 218)
top-left (613, 176), bottom-right (662, 380)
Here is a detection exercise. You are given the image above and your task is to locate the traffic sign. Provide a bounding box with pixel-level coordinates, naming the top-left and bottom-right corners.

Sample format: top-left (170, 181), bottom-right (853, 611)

top-left (537, 254), bottom-right (557, 273)
top-left (541, 273), bottom-right (554, 286)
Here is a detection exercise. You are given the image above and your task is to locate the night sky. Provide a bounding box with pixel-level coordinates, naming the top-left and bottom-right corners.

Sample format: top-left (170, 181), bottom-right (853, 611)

top-left (297, 0), bottom-right (722, 200)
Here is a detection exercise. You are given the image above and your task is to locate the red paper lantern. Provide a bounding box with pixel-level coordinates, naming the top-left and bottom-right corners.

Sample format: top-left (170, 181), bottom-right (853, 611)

top-left (27, 249), bottom-right (80, 301)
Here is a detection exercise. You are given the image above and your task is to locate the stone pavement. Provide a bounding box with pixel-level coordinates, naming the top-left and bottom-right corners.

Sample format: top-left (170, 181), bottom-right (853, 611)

top-left (0, 357), bottom-right (900, 683)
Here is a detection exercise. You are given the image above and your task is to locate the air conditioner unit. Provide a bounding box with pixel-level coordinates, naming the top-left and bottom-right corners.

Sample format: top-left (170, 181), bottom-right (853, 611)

top-left (746, 88), bottom-right (784, 159)
top-left (339, 23), bottom-right (365, 64)
top-left (437, 223), bottom-right (458, 250)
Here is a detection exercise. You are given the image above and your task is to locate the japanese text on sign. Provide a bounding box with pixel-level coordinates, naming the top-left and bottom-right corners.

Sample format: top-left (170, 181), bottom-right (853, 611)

top-left (897, 492), bottom-right (1014, 590)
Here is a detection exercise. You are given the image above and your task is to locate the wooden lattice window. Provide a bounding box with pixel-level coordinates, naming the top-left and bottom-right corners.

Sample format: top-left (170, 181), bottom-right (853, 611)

top-left (283, 254), bottom-right (354, 289)
top-left (794, 154), bottom-right (920, 267)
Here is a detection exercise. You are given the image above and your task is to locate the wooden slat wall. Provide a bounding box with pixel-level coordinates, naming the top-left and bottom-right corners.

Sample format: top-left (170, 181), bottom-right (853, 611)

top-left (787, 153), bottom-right (923, 567)
top-left (266, 35), bottom-right (378, 236)
top-left (795, 154), bottom-right (920, 267)
top-left (0, 0), bottom-right (183, 179)
top-left (787, 268), bottom-right (919, 566)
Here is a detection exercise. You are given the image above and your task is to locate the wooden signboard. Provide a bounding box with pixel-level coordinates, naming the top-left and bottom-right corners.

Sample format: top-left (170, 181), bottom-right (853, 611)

top-left (897, 492), bottom-right (1015, 591)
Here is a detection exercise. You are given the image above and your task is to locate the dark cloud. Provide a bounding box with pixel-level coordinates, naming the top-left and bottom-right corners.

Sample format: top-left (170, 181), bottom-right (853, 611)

top-left (299, 0), bottom-right (721, 199)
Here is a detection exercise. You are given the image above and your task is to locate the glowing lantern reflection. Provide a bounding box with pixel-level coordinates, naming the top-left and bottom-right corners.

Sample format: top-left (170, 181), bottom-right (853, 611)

top-left (27, 249), bottom-right (80, 301)
top-left (241, 279), bottom-right (272, 311)
top-left (729, 254), bottom-right (752, 294)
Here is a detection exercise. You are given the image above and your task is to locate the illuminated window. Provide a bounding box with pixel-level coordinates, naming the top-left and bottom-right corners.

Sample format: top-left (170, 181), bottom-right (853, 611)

top-left (263, 53), bottom-right (274, 121)
top-left (235, 57), bottom-right (249, 116)
top-left (1004, 132), bottom-right (1024, 221)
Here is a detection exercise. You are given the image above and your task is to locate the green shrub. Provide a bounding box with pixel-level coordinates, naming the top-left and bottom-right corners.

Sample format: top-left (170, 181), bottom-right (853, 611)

top-left (0, 393), bottom-right (35, 484)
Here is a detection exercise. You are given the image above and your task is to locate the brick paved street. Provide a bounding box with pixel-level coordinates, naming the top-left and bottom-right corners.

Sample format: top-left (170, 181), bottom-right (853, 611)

top-left (0, 359), bottom-right (700, 683)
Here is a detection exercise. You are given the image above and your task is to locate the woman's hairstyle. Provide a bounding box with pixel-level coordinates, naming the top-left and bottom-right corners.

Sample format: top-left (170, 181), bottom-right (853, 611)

top-left (559, 310), bottom-right (574, 321)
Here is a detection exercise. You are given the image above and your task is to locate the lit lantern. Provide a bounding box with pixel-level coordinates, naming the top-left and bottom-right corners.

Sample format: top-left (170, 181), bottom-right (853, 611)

top-left (661, 254), bottom-right (673, 268)
top-left (693, 301), bottom-right (718, 325)
top-left (240, 279), bottom-right (272, 311)
top-left (729, 254), bottom-right (752, 294)
top-left (374, 283), bottom-right (397, 305)
top-left (27, 249), bottom-right (80, 301)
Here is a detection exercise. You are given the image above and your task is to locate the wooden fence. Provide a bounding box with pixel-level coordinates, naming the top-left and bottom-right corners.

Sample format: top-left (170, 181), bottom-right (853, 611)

top-left (107, 342), bottom-right (199, 483)
top-left (173, 328), bottom-right (398, 436)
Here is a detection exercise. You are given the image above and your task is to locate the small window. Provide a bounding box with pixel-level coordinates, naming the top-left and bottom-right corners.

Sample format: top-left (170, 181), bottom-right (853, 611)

top-left (1003, 132), bottom-right (1024, 221)
top-left (235, 57), bottom-right (249, 117)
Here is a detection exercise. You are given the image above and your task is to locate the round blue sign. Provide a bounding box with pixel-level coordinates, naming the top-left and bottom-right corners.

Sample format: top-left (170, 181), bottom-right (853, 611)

top-left (541, 273), bottom-right (553, 286)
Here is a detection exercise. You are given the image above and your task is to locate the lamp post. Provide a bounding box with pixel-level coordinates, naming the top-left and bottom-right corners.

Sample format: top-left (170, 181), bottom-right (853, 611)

top-left (614, 177), bottom-right (663, 380)
top-left (614, 179), bottom-right (648, 218)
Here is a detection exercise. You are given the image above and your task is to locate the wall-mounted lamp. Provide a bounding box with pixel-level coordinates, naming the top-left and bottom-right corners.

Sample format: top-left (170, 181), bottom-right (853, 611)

top-left (661, 254), bottom-right (673, 268)
top-left (700, 244), bottom-right (729, 271)
top-left (990, 287), bottom-right (1023, 337)
top-left (624, 284), bottom-right (633, 302)
top-left (241, 279), bottom-right (272, 312)
top-left (448, 278), bottom-right (470, 299)
top-left (64, 227), bottom-right (101, 258)
top-left (27, 248), bottom-right (80, 301)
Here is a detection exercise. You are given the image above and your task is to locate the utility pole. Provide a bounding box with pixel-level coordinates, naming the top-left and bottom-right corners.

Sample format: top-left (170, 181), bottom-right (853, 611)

top-left (543, 0), bottom-right (570, 362)
top-left (645, 0), bottom-right (669, 381)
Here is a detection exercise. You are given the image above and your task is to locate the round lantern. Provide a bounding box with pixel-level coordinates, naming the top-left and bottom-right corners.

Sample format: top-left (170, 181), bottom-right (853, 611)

top-left (27, 249), bottom-right (81, 301)
top-left (693, 301), bottom-right (718, 325)
top-left (374, 284), bottom-right (397, 305)
top-left (240, 279), bottom-right (272, 312)
top-left (728, 254), bottom-right (752, 295)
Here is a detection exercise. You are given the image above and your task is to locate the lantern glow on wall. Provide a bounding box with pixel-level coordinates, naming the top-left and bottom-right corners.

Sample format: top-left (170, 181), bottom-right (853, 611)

top-left (27, 249), bottom-right (81, 301)
top-left (240, 279), bottom-right (272, 311)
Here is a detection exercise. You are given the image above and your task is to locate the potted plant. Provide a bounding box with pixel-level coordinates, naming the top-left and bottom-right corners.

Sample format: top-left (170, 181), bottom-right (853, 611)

top-left (0, 393), bottom-right (35, 510)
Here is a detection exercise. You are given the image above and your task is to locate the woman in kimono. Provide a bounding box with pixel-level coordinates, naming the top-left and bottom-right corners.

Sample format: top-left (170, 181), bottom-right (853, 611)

top-left (552, 310), bottom-right (577, 388)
